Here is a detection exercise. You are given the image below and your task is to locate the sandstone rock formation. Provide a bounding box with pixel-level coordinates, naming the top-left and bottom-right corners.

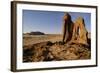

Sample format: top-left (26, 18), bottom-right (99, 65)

top-left (62, 13), bottom-right (88, 45)
top-left (62, 13), bottom-right (73, 43)
top-left (72, 17), bottom-right (88, 45)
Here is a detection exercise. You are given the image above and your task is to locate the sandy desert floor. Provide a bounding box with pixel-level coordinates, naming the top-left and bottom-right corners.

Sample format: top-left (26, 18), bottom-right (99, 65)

top-left (23, 34), bottom-right (63, 46)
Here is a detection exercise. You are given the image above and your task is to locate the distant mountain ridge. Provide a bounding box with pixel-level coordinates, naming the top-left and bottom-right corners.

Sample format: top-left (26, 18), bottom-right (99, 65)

top-left (25, 31), bottom-right (45, 35)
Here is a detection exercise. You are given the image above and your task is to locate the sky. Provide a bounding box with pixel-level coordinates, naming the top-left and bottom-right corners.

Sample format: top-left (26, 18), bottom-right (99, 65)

top-left (22, 10), bottom-right (91, 34)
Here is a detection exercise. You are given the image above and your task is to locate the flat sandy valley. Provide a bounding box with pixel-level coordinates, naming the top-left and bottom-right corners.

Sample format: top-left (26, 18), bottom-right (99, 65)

top-left (23, 34), bottom-right (63, 46)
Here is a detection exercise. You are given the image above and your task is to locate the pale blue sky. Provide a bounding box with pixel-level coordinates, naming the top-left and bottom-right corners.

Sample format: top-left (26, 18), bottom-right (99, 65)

top-left (22, 10), bottom-right (91, 34)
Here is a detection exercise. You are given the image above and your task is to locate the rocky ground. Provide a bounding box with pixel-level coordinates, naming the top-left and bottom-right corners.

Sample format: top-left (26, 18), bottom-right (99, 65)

top-left (23, 41), bottom-right (91, 62)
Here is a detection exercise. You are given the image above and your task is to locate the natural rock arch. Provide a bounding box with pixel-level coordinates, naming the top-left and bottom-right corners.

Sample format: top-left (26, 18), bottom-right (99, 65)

top-left (62, 13), bottom-right (88, 45)
top-left (72, 17), bottom-right (88, 45)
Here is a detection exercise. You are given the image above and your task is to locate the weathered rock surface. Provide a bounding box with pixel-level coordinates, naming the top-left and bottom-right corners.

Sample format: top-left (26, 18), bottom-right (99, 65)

top-left (72, 17), bottom-right (88, 45)
top-left (23, 41), bottom-right (91, 62)
top-left (62, 13), bottom-right (73, 43)
top-left (62, 13), bottom-right (88, 45)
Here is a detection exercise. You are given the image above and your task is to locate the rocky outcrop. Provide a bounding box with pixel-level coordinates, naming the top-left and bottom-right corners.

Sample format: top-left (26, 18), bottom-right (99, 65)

top-left (23, 41), bottom-right (90, 62)
top-left (62, 13), bottom-right (88, 45)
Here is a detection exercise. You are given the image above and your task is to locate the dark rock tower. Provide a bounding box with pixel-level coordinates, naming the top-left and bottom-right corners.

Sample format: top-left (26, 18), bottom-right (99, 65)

top-left (62, 13), bottom-right (73, 43)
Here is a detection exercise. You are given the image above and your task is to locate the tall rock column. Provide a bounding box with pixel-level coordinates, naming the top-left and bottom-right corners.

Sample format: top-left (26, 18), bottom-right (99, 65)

top-left (62, 13), bottom-right (73, 43)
